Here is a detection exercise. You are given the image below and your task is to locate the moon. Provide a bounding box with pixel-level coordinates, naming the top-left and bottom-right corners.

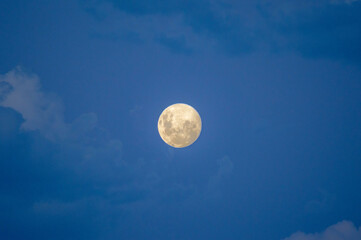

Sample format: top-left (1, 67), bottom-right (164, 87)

top-left (158, 103), bottom-right (202, 148)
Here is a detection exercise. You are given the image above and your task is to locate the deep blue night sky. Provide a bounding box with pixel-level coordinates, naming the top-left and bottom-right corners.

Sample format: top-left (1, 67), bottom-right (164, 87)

top-left (1, 0), bottom-right (361, 239)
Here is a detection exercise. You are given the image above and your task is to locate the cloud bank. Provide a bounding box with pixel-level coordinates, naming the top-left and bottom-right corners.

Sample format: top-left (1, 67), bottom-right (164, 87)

top-left (0, 67), bottom-right (232, 239)
top-left (0, 68), bottom-right (135, 239)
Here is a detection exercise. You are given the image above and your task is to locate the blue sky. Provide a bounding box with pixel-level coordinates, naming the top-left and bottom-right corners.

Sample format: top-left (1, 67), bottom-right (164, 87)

top-left (0, 0), bottom-right (361, 239)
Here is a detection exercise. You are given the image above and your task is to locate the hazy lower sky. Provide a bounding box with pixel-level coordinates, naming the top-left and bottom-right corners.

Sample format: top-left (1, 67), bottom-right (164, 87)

top-left (1, 0), bottom-right (361, 239)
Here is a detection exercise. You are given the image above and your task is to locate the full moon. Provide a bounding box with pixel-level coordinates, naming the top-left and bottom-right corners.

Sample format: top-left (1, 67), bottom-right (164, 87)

top-left (158, 103), bottom-right (202, 148)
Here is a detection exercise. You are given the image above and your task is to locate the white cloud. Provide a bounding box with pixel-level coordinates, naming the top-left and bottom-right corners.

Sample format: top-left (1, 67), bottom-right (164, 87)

top-left (0, 67), bottom-right (67, 140)
top-left (0, 68), bottom-right (123, 168)
top-left (284, 221), bottom-right (361, 240)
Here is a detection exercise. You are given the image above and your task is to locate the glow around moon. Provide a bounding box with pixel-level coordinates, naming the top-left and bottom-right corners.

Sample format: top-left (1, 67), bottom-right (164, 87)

top-left (158, 103), bottom-right (202, 148)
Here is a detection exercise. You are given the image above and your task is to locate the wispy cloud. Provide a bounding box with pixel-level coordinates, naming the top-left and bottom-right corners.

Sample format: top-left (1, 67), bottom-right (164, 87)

top-left (284, 221), bottom-right (361, 240)
top-left (331, 0), bottom-right (361, 5)
top-left (0, 67), bottom-right (67, 140)
top-left (156, 34), bottom-right (193, 55)
top-left (85, 0), bottom-right (255, 55)
top-left (206, 155), bottom-right (233, 199)
top-left (86, 0), bottom-right (361, 62)
top-left (262, 1), bottom-right (361, 63)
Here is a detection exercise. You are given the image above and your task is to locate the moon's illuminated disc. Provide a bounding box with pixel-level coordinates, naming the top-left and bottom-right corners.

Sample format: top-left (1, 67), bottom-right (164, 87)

top-left (158, 103), bottom-right (202, 148)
